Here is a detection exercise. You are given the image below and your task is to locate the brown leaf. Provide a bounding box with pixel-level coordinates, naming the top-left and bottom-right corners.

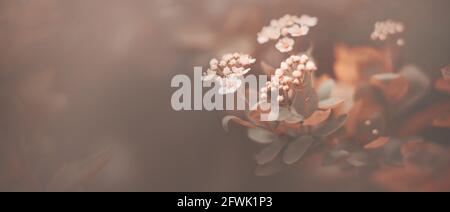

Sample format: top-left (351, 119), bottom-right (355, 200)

top-left (346, 88), bottom-right (385, 137)
top-left (364, 137), bottom-right (390, 150)
top-left (397, 100), bottom-right (450, 136)
top-left (303, 109), bottom-right (331, 126)
top-left (318, 97), bottom-right (344, 110)
top-left (334, 44), bottom-right (390, 86)
top-left (370, 74), bottom-right (410, 102)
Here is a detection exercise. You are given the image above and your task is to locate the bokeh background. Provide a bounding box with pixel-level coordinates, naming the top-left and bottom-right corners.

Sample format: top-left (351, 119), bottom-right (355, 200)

top-left (0, 0), bottom-right (449, 191)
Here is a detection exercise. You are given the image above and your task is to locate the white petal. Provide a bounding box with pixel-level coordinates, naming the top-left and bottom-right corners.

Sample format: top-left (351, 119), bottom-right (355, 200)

top-left (299, 15), bottom-right (318, 27)
top-left (275, 37), bottom-right (294, 53)
top-left (201, 70), bottom-right (217, 81)
top-left (257, 33), bottom-right (269, 44)
top-left (288, 25), bottom-right (309, 37)
top-left (218, 77), bottom-right (242, 95)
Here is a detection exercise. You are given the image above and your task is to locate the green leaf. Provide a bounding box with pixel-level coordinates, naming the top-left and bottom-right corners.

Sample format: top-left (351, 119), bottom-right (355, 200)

top-left (323, 150), bottom-right (350, 166)
top-left (282, 136), bottom-right (314, 164)
top-left (292, 86), bottom-right (318, 118)
top-left (247, 128), bottom-right (278, 144)
top-left (346, 152), bottom-right (369, 167)
top-left (254, 154), bottom-right (286, 176)
top-left (317, 79), bottom-right (335, 101)
top-left (313, 114), bottom-right (348, 137)
top-left (255, 140), bottom-right (287, 165)
top-left (277, 107), bottom-right (294, 121)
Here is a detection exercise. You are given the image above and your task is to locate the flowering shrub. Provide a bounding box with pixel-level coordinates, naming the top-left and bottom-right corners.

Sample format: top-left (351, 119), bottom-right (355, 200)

top-left (208, 15), bottom-right (348, 176)
top-left (205, 15), bottom-right (450, 187)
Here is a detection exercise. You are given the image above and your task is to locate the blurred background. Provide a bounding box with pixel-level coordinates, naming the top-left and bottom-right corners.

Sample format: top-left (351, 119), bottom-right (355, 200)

top-left (0, 0), bottom-right (449, 191)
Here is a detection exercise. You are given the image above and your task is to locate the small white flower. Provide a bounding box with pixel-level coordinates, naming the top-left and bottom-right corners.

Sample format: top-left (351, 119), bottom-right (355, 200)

top-left (202, 70), bottom-right (217, 81)
top-left (222, 54), bottom-right (233, 62)
top-left (218, 77), bottom-right (242, 95)
top-left (300, 55), bottom-right (309, 63)
top-left (275, 37), bottom-right (294, 53)
top-left (288, 24), bottom-right (309, 37)
top-left (257, 33), bottom-right (270, 44)
top-left (231, 67), bottom-right (251, 76)
top-left (297, 15), bottom-right (318, 27)
top-left (239, 55), bottom-right (256, 65)
top-left (306, 61), bottom-right (317, 70)
top-left (223, 67), bottom-right (232, 75)
top-left (280, 62), bottom-right (289, 70)
top-left (275, 69), bottom-right (284, 76)
top-left (210, 58), bottom-right (219, 66)
top-left (292, 70), bottom-right (302, 78)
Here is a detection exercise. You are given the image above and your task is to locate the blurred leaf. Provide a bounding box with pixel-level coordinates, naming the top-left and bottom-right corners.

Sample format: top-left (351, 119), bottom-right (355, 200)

top-left (433, 112), bottom-right (450, 128)
top-left (317, 78), bottom-right (336, 101)
top-left (284, 112), bottom-right (304, 124)
top-left (292, 85), bottom-right (318, 118)
top-left (397, 100), bottom-right (450, 136)
top-left (222, 115), bottom-right (254, 132)
top-left (247, 128), bottom-right (278, 144)
top-left (435, 78), bottom-right (450, 94)
top-left (313, 114), bottom-right (348, 137)
top-left (345, 86), bottom-right (385, 137)
top-left (399, 65), bottom-right (431, 109)
top-left (401, 140), bottom-right (448, 167)
top-left (303, 109), bottom-right (331, 126)
top-left (46, 148), bottom-right (112, 192)
top-left (318, 97), bottom-right (344, 110)
top-left (364, 137), bottom-right (390, 150)
top-left (277, 107), bottom-right (294, 122)
top-left (254, 154), bottom-right (286, 176)
top-left (334, 44), bottom-right (389, 86)
top-left (255, 140), bottom-right (287, 165)
top-left (322, 150), bottom-right (350, 166)
top-left (346, 152), bottom-right (369, 167)
top-left (370, 73), bottom-right (410, 102)
top-left (282, 136), bottom-right (314, 164)
top-left (380, 138), bottom-right (405, 166)
top-left (346, 158), bottom-right (367, 167)
top-left (371, 73), bottom-right (401, 82)
top-left (260, 61), bottom-right (276, 75)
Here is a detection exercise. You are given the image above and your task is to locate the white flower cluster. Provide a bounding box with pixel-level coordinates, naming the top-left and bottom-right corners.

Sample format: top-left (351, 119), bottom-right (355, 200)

top-left (203, 53), bottom-right (256, 94)
top-left (257, 14), bottom-right (318, 53)
top-left (371, 20), bottom-right (405, 46)
top-left (260, 54), bottom-right (317, 103)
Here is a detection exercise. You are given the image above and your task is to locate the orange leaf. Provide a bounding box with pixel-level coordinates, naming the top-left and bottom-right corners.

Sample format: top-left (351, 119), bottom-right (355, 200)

top-left (364, 137), bottom-right (390, 150)
top-left (303, 109), bottom-right (331, 126)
